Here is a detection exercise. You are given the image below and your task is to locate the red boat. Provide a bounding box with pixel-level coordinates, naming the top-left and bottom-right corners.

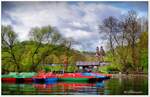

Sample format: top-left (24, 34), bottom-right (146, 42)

top-left (32, 71), bottom-right (58, 83)
top-left (2, 78), bottom-right (16, 83)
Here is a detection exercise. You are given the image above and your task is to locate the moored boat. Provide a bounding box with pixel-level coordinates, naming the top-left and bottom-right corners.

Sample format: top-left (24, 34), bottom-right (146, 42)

top-left (2, 72), bottom-right (17, 83)
top-left (58, 73), bottom-right (95, 82)
top-left (92, 73), bottom-right (112, 79)
top-left (82, 72), bottom-right (112, 81)
top-left (59, 78), bottom-right (89, 82)
top-left (32, 72), bottom-right (58, 83)
top-left (2, 72), bottom-right (37, 83)
top-left (32, 72), bottom-right (46, 83)
top-left (2, 77), bottom-right (16, 83)
top-left (45, 72), bottom-right (58, 83)
top-left (15, 72), bottom-right (36, 83)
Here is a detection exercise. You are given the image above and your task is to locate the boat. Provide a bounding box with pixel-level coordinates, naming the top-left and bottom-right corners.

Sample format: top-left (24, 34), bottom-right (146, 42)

top-left (32, 72), bottom-right (46, 83)
top-left (2, 72), bottom-right (111, 83)
top-left (2, 77), bottom-right (16, 83)
top-left (2, 72), bottom-right (37, 83)
top-left (2, 72), bottom-right (17, 83)
top-left (15, 72), bottom-right (36, 83)
top-left (45, 72), bottom-right (58, 83)
top-left (20, 72), bottom-right (36, 83)
top-left (58, 73), bottom-right (95, 82)
top-left (92, 73), bottom-right (112, 79)
top-left (59, 78), bottom-right (89, 82)
top-left (82, 72), bottom-right (110, 82)
top-left (32, 72), bottom-right (58, 83)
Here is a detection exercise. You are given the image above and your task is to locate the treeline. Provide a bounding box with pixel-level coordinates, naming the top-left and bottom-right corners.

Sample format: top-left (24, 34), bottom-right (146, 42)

top-left (1, 25), bottom-right (87, 73)
top-left (99, 10), bottom-right (148, 73)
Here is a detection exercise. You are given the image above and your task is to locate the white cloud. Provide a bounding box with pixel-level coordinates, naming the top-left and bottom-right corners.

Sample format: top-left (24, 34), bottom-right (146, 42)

top-left (72, 44), bottom-right (83, 51)
top-left (61, 28), bottom-right (92, 40)
top-left (13, 25), bottom-right (31, 41)
top-left (71, 21), bottom-right (87, 28)
top-left (2, 2), bottom-right (131, 51)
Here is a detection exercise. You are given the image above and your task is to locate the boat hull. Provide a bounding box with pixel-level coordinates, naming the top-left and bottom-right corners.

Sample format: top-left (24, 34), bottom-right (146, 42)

top-left (16, 78), bottom-right (33, 83)
top-left (45, 78), bottom-right (58, 82)
top-left (33, 78), bottom-right (58, 83)
top-left (58, 78), bottom-right (89, 82)
top-left (2, 78), bottom-right (16, 83)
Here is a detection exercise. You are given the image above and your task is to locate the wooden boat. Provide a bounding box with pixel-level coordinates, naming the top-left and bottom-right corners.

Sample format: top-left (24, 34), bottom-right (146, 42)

top-left (2, 72), bottom-right (37, 83)
top-left (33, 78), bottom-right (58, 83)
top-left (82, 72), bottom-right (112, 82)
top-left (2, 73), bottom-right (16, 83)
top-left (58, 73), bottom-right (95, 82)
top-left (82, 72), bottom-right (111, 81)
top-left (45, 78), bottom-right (58, 83)
top-left (15, 72), bottom-right (36, 83)
top-left (59, 78), bottom-right (89, 82)
top-left (32, 72), bottom-right (58, 83)
top-left (92, 73), bottom-right (112, 79)
top-left (2, 77), bottom-right (16, 83)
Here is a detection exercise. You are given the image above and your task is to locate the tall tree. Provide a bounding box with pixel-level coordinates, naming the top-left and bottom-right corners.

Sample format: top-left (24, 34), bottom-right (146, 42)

top-left (121, 10), bottom-right (141, 70)
top-left (29, 26), bottom-right (62, 71)
top-left (2, 25), bottom-right (21, 72)
top-left (99, 10), bottom-right (143, 72)
top-left (99, 16), bottom-right (119, 60)
top-left (37, 28), bottom-right (62, 66)
top-left (29, 26), bottom-right (53, 71)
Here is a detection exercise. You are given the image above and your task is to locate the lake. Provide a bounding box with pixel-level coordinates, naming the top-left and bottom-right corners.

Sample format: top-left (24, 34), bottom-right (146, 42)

top-left (2, 75), bottom-right (148, 95)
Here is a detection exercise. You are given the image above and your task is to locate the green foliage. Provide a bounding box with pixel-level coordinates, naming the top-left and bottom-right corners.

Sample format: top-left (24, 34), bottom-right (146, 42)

top-left (2, 25), bottom-right (148, 74)
top-left (138, 32), bottom-right (148, 73)
top-left (2, 39), bottom-right (86, 73)
top-left (66, 65), bottom-right (77, 72)
top-left (103, 31), bottom-right (148, 73)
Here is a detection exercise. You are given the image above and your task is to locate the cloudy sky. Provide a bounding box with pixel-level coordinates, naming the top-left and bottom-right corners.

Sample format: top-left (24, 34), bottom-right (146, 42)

top-left (2, 1), bottom-right (148, 51)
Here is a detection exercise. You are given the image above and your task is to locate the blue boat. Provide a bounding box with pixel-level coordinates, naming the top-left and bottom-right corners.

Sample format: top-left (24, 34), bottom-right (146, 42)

top-left (45, 78), bottom-right (58, 83)
top-left (45, 78), bottom-right (58, 84)
top-left (82, 73), bottom-right (108, 81)
top-left (33, 78), bottom-right (58, 83)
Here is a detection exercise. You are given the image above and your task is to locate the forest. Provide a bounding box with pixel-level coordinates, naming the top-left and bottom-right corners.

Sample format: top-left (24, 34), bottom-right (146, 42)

top-left (1, 10), bottom-right (148, 74)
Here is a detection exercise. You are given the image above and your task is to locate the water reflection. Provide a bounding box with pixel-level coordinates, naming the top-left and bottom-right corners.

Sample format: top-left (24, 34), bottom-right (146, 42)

top-left (2, 75), bottom-right (148, 95)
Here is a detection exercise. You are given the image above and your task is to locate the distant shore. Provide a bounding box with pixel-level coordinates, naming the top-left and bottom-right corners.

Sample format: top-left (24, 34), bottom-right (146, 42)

top-left (111, 73), bottom-right (148, 78)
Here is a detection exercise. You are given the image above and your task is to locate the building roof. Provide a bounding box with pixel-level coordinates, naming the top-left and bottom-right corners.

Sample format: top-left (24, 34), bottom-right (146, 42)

top-left (76, 61), bottom-right (110, 66)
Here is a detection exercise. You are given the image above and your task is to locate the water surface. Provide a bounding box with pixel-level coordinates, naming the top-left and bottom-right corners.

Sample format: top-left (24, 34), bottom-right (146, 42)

top-left (2, 75), bottom-right (148, 95)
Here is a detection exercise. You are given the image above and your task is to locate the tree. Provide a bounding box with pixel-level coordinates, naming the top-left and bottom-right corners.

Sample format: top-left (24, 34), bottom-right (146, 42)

top-left (138, 32), bottom-right (148, 73)
top-left (99, 10), bottom-right (144, 72)
top-left (29, 26), bottom-right (63, 71)
top-left (1, 25), bottom-right (21, 72)
top-left (121, 10), bottom-right (141, 71)
top-left (29, 26), bottom-right (53, 71)
top-left (99, 16), bottom-right (119, 59)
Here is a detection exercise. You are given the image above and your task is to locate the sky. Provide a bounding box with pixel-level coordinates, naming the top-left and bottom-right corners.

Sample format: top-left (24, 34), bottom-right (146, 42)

top-left (1, 1), bottom-right (148, 52)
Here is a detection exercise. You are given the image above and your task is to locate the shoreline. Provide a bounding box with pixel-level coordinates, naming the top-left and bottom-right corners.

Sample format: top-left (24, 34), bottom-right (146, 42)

top-left (111, 73), bottom-right (148, 78)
